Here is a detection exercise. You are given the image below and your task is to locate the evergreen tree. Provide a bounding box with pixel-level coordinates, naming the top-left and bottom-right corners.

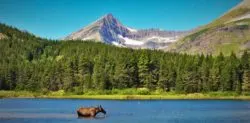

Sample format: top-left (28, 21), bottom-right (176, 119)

top-left (242, 70), bottom-right (250, 92)
top-left (241, 51), bottom-right (249, 69)
top-left (92, 55), bottom-right (107, 90)
top-left (138, 51), bottom-right (150, 89)
top-left (158, 56), bottom-right (169, 91)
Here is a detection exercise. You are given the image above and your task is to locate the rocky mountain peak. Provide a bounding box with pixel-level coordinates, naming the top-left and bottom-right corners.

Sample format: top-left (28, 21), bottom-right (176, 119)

top-left (102, 13), bottom-right (115, 20)
top-left (96, 13), bottom-right (121, 26)
top-left (65, 13), bottom-right (188, 49)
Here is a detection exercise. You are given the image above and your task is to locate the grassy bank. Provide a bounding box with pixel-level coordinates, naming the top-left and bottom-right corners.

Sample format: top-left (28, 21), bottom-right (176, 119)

top-left (0, 90), bottom-right (250, 100)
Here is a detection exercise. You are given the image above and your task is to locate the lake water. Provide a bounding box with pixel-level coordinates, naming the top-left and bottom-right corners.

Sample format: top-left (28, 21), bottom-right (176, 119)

top-left (0, 99), bottom-right (250, 123)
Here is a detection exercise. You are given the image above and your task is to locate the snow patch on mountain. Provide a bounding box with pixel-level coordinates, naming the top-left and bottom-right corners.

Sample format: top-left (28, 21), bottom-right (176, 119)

top-left (112, 41), bottom-right (124, 47)
top-left (118, 35), bottom-right (144, 45)
top-left (127, 27), bottom-right (138, 32)
top-left (146, 36), bottom-right (178, 43)
top-left (227, 13), bottom-right (250, 23)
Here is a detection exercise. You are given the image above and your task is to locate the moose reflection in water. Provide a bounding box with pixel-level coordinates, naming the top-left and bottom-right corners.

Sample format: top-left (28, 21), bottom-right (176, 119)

top-left (77, 105), bottom-right (106, 118)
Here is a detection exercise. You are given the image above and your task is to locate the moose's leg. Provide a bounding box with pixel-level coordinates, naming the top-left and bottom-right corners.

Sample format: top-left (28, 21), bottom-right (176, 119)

top-left (90, 112), bottom-right (96, 117)
top-left (77, 111), bottom-right (90, 117)
top-left (77, 111), bottom-right (85, 117)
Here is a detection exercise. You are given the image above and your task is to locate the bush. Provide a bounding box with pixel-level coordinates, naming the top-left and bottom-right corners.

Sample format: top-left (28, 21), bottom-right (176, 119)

top-left (109, 88), bottom-right (151, 95)
top-left (207, 91), bottom-right (239, 97)
top-left (137, 88), bottom-right (150, 95)
top-left (242, 92), bottom-right (250, 96)
top-left (49, 90), bottom-right (65, 96)
top-left (83, 90), bottom-right (111, 95)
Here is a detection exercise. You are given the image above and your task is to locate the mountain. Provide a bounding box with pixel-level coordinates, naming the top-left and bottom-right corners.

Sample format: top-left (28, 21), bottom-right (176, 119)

top-left (65, 13), bottom-right (188, 49)
top-left (168, 0), bottom-right (250, 55)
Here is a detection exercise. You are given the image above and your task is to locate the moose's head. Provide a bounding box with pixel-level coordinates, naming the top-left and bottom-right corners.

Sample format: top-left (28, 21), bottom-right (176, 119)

top-left (97, 105), bottom-right (106, 115)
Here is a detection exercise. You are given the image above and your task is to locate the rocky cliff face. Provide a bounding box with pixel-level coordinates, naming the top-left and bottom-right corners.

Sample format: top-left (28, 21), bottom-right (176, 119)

top-left (65, 14), bottom-right (188, 49)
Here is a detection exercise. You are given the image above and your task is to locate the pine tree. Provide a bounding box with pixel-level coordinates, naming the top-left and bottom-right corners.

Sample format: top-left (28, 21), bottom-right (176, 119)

top-left (158, 56), bottom-right (169, 91)
top-left (92, 55), bottom-right (107, 90)
top-left (138, 52), bottom-right (150, 89)
top-left (200, 56), bottom-right (211, 92)
top-left (241, 51), bottom-right (249, 69)
top-left (209, 65), bottom-right (220, 91)
top-left (242, 70), bottom-right (250, 92)
top-left (79, 56), bottom-right (93, 91)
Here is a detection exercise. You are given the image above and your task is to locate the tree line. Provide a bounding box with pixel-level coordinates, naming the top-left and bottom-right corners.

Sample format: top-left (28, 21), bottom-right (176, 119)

top-left (0, 23), bottom-right (250, 94)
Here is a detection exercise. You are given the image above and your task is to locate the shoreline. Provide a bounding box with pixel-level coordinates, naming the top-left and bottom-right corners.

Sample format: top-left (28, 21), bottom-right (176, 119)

top-left (41, 95), bottom-right (250, 100)
top-left (1, 91), bottom-right (250, 100)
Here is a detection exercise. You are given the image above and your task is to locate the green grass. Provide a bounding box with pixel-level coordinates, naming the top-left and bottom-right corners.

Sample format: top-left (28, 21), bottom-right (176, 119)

top-left (0, 90), bottom-right (42, 98)
top-left (215, 43), bottom-right (240, 56)
top-left (184, 28), bottom-right (209, 41)
top-left (1, 90), bottom-right (250, 100)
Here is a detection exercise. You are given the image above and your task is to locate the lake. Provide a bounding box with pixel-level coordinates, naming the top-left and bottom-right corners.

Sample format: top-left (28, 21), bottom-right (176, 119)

top-left (0, 99), bottom-right (250, 123)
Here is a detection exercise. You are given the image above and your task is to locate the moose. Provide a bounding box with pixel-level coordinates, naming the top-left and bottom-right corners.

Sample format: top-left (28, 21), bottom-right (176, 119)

top-left (77, 105), bottom-right (106, 118)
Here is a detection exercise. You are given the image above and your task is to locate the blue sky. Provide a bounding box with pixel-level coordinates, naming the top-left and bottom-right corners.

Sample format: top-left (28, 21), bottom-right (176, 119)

top-left (0, 0), bottom-right (241, 39)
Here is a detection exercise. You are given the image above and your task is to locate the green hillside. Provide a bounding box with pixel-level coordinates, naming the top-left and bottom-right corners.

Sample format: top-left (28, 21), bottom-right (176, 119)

top-left (169, 0), bottom-right (250, 56)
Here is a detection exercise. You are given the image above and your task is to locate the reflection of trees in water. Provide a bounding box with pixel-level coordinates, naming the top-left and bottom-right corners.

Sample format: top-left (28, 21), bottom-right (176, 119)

top-left (0, 113), bottom-right (76, 119)
top-left (0, 112), bottom-right (109, 120)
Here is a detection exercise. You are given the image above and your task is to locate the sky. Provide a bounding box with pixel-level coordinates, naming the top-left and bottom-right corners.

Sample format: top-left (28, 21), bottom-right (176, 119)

top-left (0, 0), bottom-right (242, 39)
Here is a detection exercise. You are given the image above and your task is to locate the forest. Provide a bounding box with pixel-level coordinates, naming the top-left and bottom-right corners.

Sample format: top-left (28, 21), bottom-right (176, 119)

top-left (0, 23), bottom-right (250, 95)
